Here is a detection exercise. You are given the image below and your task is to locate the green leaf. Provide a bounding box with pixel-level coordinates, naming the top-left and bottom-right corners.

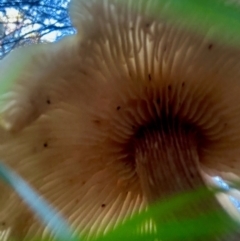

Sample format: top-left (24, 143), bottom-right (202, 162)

top-left (92, 187), bottom-right (238, 241)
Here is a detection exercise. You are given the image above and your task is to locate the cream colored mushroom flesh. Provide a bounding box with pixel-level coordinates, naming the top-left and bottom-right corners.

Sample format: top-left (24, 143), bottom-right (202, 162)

top-left (0, 0), bottom-right (240, 239)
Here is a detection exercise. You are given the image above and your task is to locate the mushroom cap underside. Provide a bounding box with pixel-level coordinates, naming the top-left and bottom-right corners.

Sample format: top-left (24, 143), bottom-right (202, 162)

top-left (0, 0), bottom-right (240, 239)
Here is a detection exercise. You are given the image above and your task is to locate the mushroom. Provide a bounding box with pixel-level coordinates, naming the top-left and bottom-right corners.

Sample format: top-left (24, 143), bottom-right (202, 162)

top-left (0, 0), bottom-right (240, 240)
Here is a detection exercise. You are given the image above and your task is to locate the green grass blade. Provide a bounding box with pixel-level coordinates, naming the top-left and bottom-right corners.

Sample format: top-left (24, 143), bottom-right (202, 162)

top-left (0, 162), bottom-right (77, 241)
top-left (92, 187), bottom-right (238, 241)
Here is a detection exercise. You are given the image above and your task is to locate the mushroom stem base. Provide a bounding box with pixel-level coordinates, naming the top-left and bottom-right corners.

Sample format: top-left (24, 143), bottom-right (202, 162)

top-left (134, 123), bottom-right (203, 203)
top-left (134, 122), bottom-right (239, 240)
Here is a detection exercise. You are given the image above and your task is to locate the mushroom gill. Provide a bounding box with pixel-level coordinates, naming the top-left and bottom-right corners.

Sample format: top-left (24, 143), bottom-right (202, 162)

top-left (0, 0), bottom-right (240, 240)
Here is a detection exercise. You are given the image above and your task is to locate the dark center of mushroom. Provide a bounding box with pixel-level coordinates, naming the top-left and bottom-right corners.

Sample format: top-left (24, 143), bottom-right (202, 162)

top-left (133, 115), bottom-right (206, 203)
top-left (122, 107), bottom-right (239, 237)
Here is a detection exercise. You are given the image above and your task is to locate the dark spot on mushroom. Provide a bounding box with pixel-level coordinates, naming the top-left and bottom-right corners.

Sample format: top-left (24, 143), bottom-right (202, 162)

top-left (168, 85), bottom-right (172, 91)
top-left (75, 199), bottom-right (79, 204)
top-left (69, 178), bottom-right (74, 184)
top-left (93, 120), bottom-right (101, 125)
top-left (208, 44), bottom-right (213, 50)
top-left (1, 221), bottom-right (5, 226)
top-left (116, 106), bottom-right (121, 111)
top-left (81, 70), bottom-right (88, 76)
top-left (148, 74), bottom-right (151, 81)
top-left (46, 98), bottom-right (51, 105)
top-left (182, 82), bottom-right (185, 87)
top-left (82, 181), bottom-right (86, 185)
top-left (129, 71), bottom-right (132, 77)
top-left (145, 23), bottom-right (150, 28)
top-left (43, 142), bottom-right (48, 148)
top-left (101, 204), bottom-right (106, 208)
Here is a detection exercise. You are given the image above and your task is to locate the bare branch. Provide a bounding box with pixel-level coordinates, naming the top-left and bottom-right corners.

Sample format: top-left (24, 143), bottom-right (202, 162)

top-left (0, 0), bottom-right (75, 59)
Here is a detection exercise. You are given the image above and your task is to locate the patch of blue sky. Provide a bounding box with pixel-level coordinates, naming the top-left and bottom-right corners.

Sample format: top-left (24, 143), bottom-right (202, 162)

top-left (213, 176), bottom-right (240, 211)
top-left (41, 30), bottom-right (64, 42)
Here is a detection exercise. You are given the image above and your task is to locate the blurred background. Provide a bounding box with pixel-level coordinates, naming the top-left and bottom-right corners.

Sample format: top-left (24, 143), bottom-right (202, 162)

top-left (0, 0), bottom-right (75, 59)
